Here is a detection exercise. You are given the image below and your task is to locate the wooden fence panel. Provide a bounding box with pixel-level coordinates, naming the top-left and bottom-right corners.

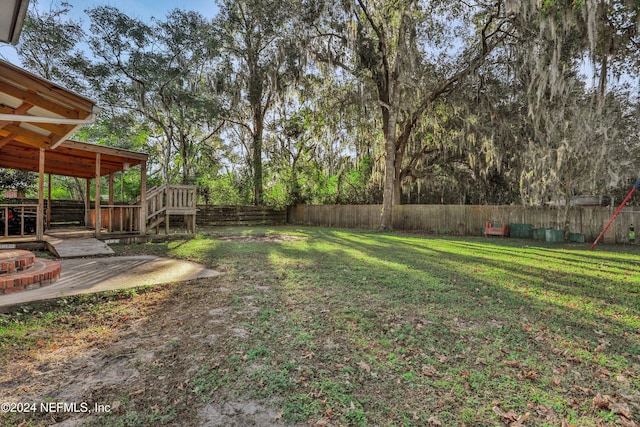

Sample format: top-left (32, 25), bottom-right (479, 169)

top-left (12, 200), bottom-right (287, 228)
top-left (13, 199), bottom-right (86, 225)
top-left (287, 204), bottom-right (640, 244)
top-left (196, 205), bottom-right (286, 226)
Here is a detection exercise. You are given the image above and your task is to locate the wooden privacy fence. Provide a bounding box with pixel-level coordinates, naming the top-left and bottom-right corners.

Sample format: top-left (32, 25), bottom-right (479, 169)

top-left (196, 205), bottom-right (286, 226)
top-left (4, 200), bottom-right (286, 229)
top-left (287, 204), bottom-right (640, 244)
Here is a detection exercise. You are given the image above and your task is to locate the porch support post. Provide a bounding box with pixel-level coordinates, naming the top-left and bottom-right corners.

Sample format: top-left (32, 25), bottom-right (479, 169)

top-left (46, 174), bottom-right (51, 230)
top-left (95, 153), bottom-right (101, 237)
top-left (108, 172), bottom-right (114, 233)
top-left (85, 178), bottom-right (90, 228)
top-left (140, 160), bottom-right (147, 235)
top-left (108, 172), bottom-right (114, 205)
top-left (36, 149), bottom-right (45, 241)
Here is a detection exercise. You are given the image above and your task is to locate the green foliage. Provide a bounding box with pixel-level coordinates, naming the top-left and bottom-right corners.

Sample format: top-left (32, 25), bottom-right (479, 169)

top-left (16, 1), bottom-right (89, 92)
top-left (196, 172), bottom-right (250, 205)
top-left (86, 6), bottom-right (224, 185)
top-left (0, 169), bottom-right (37, 197)
top-left (75, 113), bottom-right (150, 152)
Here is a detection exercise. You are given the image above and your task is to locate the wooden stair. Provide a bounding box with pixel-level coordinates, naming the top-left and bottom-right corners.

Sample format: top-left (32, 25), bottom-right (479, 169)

top-left (0, 249), bottom-right (61, 294)
top-left (144, 185), bottom-right (197, 234)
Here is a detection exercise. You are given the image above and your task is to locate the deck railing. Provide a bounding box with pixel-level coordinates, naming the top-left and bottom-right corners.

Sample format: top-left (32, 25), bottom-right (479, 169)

top-left (145, 185), bottom-right (197, 233)
top-left (0, 203), bottom-right (39, 238)
top-left (167, 185), bottom-right (197, 214)
top-left (88, 205), bottom-right (142, 234)
top-left (87, 185), bottom-right (198, 236)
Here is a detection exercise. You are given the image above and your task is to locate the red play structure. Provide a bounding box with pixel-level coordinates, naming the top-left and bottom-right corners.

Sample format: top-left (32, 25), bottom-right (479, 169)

top-left (590, 180), bottom-right (640, 250)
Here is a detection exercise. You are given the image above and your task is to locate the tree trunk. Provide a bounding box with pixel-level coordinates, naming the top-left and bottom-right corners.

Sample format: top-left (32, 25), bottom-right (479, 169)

top-left (562, 191), bottom-right (572, 241)
top-left (162, 137), bottom-right (171, 185)
top-left (393, 149), bottom-right (404, 205)
top-left (181, 137), bottom-right (190, 184)
top-left (380, 85), bottom-right (401, 230)
top-left (380, 132), bottom-right (396, 230)
top-left (252, 114), bottom-right (264, 205)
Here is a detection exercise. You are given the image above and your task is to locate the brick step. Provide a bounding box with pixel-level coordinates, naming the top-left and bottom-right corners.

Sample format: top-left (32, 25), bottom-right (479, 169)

top-left (0, 250), bottom-right (36, 275)
top-left (0, 259), bottom-right (62, 294)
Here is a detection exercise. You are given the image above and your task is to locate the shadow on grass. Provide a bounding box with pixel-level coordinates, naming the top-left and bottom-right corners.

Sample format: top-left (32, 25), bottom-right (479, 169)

top-left (270, 230), bottom-right (640, 355)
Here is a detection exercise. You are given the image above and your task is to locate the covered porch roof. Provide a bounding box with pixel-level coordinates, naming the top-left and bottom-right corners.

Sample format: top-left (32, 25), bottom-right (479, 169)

top-left (0, 59), bottom-right (147, 177)
top-left (0, 59), bottom-right (99, 151)
top-left (0, 138), bottom-right (148, 178)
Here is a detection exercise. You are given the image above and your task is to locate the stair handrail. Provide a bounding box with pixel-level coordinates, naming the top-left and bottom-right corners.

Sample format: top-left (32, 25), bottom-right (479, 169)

top-left (129, 185), bottom-right (166, 205)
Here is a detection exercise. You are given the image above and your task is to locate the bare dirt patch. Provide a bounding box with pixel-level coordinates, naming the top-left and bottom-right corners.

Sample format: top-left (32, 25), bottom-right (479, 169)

top-left (0, 274), bottom-right (290, 427)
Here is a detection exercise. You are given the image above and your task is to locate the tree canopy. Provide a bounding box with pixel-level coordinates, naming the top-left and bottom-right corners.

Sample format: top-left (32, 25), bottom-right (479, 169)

top-left (9, 0), bottom-right (640, 227)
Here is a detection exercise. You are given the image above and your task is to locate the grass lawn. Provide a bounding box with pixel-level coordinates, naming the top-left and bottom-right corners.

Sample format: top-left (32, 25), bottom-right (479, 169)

top-left (1, 226), bottom-right (639, 426)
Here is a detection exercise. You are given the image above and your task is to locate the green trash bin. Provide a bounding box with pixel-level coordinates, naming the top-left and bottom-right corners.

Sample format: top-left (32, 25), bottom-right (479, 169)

top-left (545, 229), bottom-right (564, 243)
top-left (532, 228), bottom-right (548, 241)
top-left (509, 223), bottom-right (533, 239)
top-left (568, 233), bottom-right (585, 243)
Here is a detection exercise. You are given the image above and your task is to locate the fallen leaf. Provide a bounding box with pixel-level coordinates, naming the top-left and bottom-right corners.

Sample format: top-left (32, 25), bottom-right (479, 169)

top-left (504, 360), bottom-right (522, 368)
top-left (617, 374), bottom-right (630, 384)
top-left (510, 412), bottom-right (530, 427)
top-left (493, 406), bottom-right (518, 422)
top-left (572, 385), bottom-right (592, 394)
top-left (592, 393), bottom-right (609, 409)
top-left (594, 343), bottom-right (606, 352)
top-left (358, 361), bottom-right (371, 373)
top-left (422, 365), bottom-right (437, 376)
top-left (620, 417), bottom-right (639, 427)
top-left (520, 370), bottom-right (538, 380)
top-left (610, 399), bottom-right (632, 419)
top-left (427, 416), bottom-right (442, 426)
